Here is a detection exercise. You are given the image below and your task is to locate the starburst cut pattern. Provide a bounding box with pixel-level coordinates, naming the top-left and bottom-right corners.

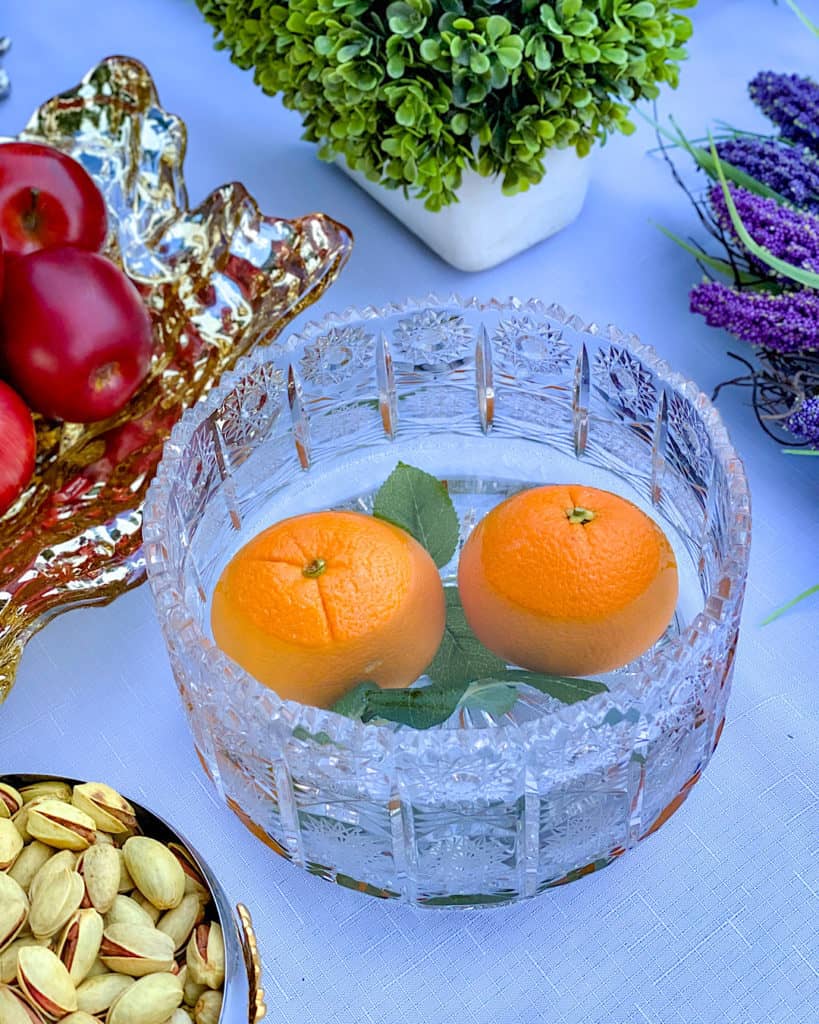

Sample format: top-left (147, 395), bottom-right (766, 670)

top-left (594, 346), bottom-right (658, 420)
top-left (301, 815), bottom-right (392, 882)
top-left (420, 833), bottom-right (515, 885)
top-left (393, 309), bottom-right (473, 367)
top-left (492, 314), bottom-right (573, 374)
top-left (299, 326), bottom-right (374, 386)
top-left (668, 393), bottom-right (714, 486)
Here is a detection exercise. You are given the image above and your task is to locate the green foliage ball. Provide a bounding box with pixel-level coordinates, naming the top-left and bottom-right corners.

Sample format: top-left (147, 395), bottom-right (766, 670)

top-left (197, 0), bottom-right (697, 210)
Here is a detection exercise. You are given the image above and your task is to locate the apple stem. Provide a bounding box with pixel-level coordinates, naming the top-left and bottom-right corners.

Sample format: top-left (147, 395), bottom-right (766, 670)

top-left (22, 188), bottom-right (40, 233)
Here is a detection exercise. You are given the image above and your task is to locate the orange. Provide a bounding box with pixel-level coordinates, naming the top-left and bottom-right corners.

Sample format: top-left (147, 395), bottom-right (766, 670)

top-left (457, 484), bottom-right (678, 676)
top-left (211, 510), bottom-right (446, 707)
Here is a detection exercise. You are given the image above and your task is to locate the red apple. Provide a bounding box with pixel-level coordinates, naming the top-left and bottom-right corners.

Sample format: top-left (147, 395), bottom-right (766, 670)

top-left (0, 247), bottom-right (153, 423)
top-left (0, 141), bottom-right (107, 256)
top-left (0, 380), bottom-right (36, 515)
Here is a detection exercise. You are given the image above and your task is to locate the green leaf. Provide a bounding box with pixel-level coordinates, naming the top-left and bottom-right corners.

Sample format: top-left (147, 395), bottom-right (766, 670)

top-left (360, 681), bottom-right (467, 729)
top-left (761, 583), bottom-right (819, 625)
top-left (426, 588), bottom-right (506, 687)
top-left (482, 669), bottom-right (608, 704)
top-left (655, 223), bottom-right (771, 287)
top-left (292, 725), bottom-right (335, 745)
top-left (485, 15), bottom-right (511, 44)
top-left (628, 2), bottom-right (656, 17)
top-left (332, 681), bottom-right (380, 719)
top-left (709, 133), bottom-right (819, 289)
top-left (458, 678), bottom-right (517, 716)
top-left (373, 462), bottom-right (459, 567)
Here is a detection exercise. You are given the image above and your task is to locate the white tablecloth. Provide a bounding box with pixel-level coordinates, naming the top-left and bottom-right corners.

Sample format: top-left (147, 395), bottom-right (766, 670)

top-left (1, 2), bottom-right (817, 1022)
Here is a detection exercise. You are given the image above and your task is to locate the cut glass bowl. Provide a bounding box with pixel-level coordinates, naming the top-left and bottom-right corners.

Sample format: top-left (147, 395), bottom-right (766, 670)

top-left (145, 297), bottom-right (751, 907)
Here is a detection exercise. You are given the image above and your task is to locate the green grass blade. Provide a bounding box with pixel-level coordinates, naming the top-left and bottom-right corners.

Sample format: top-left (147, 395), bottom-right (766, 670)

top-left (655, 223), bottom-right (767, 284)
top-left (783, 448), bottom-right (819, 455)
top-left (784, 0), bottom-right (819, 37)
top-left (710, 133), bottom-right (819, 288)
top-left (761, 583), bottom-right (819, 625)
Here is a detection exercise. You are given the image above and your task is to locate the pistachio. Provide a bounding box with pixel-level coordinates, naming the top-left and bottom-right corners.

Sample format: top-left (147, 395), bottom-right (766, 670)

top-left (182, 975), bottom-right (205, 1009)
top-left (72, 784), bottom-right (137, 836)
top-left (85, 958), bottom-right (111, 979)
top-left (11, 804), bottom-right (36, 843)
top-left (94, 830), bottom-right (116, 846)
top-left (123, 839), bottom-right (185, 912)
top-left (17, 945), bottom-right (78, 1020)
top-left (57, 909), bottom-right (104, 986)
top-left (0, 936), bottom-right (50, 985)
top-left (78, 844), bottom-right (120, 914)
top-left (8, 842), bottom-right (53, 893)
top-left (193, 989), bottom-right (221, 1024)
top-left (29, 866), bottom-right (84, 940)
top-left (184, 924), bottom-right (223, 991)
top-left (0, 783), bottom-right (23, 819)
top-left (0, 983), bottom-right (45, 1024)
top-left (166, 846), bottom-right (209, 902)
top-left (100, 925), bottom-right (175, 978)
top-left (29, 850), bottom-right (77, 901)
top-left (19, 782), bottom-right (72, 805)
top-left (0, 818), bottom-right (24, 871)
top-left (76, 973), bottom-right (134, 1015)
top-left (105, 897), bottom-right (157, 932)
top-left (132, 895), bottom-right (161, 926)
top-left (106, 972), bottom-right (183, 1024)
top-left (116, 851), bottom-right (136, 894)
top-left (60, 1014), bottom-right (102, 1024)
top-left (0, 873), bottom-right (29, 953)
top-left (157, 896), bottom-right (202, 954)
top-left (168, 1010), bottom-right (194, 1024)
top-left (27, 800), bottom-right (96, 852)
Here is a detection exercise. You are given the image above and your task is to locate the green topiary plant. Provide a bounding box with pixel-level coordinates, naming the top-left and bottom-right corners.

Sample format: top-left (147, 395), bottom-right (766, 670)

top-left (197, 0), bottom-right (697, 210)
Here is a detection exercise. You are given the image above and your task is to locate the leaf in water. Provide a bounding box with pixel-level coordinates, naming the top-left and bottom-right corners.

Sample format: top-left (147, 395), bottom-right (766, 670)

top-left (332, 681), bottom-right (380, 719)
top-left (292, 726), bottom-right (335, 745)
top-left (425, 588), bottom-right (507, 686)
top-left (373, 461), bottom-right (459, 567)
top-left (485, 670), bottom-right (608, 704)
top-left (362, 681), bottom-right (468, 729)
top-left (458, 678), bottom-right (518, 717)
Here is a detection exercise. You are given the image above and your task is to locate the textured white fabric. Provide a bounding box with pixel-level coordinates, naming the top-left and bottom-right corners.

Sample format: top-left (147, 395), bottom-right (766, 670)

top-left (1, 2), bottom-right (817, 1022)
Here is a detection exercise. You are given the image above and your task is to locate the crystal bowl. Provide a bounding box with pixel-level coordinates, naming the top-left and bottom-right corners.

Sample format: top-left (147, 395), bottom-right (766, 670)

top-left (144, 297), bottom-right (751, 907)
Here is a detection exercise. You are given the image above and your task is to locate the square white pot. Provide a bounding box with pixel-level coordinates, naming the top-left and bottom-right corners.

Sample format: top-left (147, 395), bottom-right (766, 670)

top-left (339, 147), bottom-right (591, 272)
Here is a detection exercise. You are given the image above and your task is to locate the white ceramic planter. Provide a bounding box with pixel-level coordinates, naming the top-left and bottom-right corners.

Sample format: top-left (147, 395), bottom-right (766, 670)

top-left (339, 147), bottom-right (591, 272)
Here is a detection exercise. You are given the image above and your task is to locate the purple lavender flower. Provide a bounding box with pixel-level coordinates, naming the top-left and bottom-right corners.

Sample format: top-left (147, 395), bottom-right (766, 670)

top-left (690, 281), bottom-right (819, 353)
top-left (708, 184), bottom-right (819, 273)
top-left (716, 138), bottom-right (819, 212)
top-left (785, 396), bottom-right (819, 445)
top-left (749, 72), bottom-right (819, 151)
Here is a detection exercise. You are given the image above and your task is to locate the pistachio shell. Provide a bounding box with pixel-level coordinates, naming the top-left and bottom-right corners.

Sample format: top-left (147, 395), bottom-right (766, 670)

top-left (124, 839), bottom-right (185, 912)
top-left (167, 1010), bottom-right (194, 1024)
top-left (85, 958), bottom-right (111, 979)
top-left (17, 945), bottom-right (78, 1020)
top-left (0, 935), bottom-right (49, 985)
top-left (57, 909), bottom-right (104, 986)
top-left (105, 896), bottom-right (157, 932)
top-left (60, 1014), bottom-right (102, 1024)
top-left (156, 896), bottom-right (202, 954)
top-left (100, 924), bottom-right (175, 977)
top-left (29, 867), bottom-right (84, 940)
top-left (0, 783), bottom-right (23, 819)
top-left (182, 976), bottom-right (205, 1009)
top-left (184, 924), bottom-right (224, 991)
top-left (131, 896), bottom-right (161, 926)
top-left (79, 844), bottom-right (120, 915)
top-left (72, 784), bottom-right (137, 836)
top-left (76, 973), bottom-right (134, 1015)
top-left (19, 782), bottom-right (72, 805)
top-left (29, 850), bottom-right (77, 902)
top-left (0, 818), bottom-right (24, 871)
top-left (8, 842), bottom-right (53, 893)
top-left (193, 989), bottom-right (222, 1024)
top-left (27, 801), bottom-right (96, 852)
top-left (0, 873), bottom-right (29, 953)
top-left (94, 831), bottom-right (116, 846)
top-left (116, 851), bottom-right (136, 894)
top-left (166, 846), bottom-right (209, 902)
top-left (106, 972), bottom-right (183, 1024)
top-left (0, 983), bottom-right (45, 1024)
